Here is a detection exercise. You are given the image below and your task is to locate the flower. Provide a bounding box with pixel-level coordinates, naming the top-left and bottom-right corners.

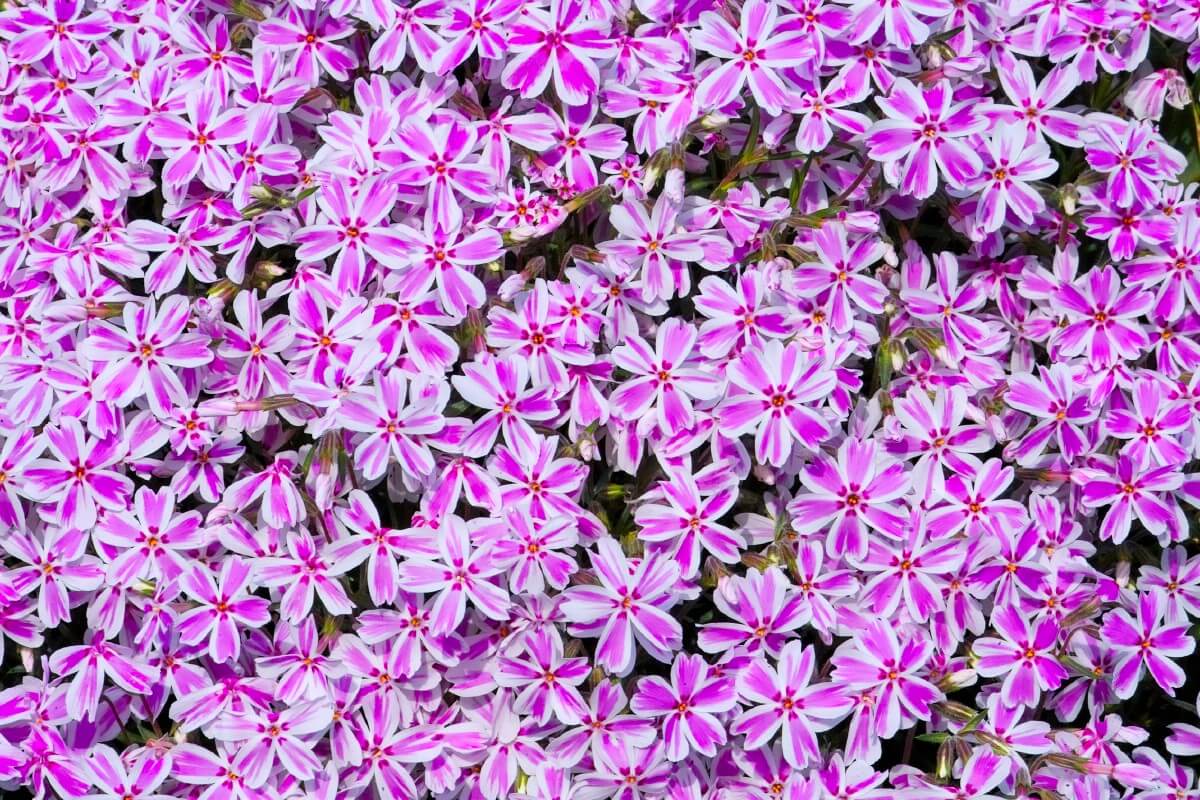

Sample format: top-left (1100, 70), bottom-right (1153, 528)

top-left (94, 486), bottom-right (203, 584)
top-left (788, 437), bottom-right (910, 561)
top-left (609, 318), bottom-right (722, 437)
top-left (176, 557), bottom-right (271, 663)
top-left (561, 538), bottom-right (683, 676)
top-left (395, 514), bottom-right (510, 633)
top-left (790, 222), bottom-right (888, 334)
top-left (732, 641), bottom-right (850, 768)
top-left (635, 466), bottom-right (742, 578)
top-left (692, 0), bottom-right (815, 115)
top-left (1101, 589), bottom-right (1195, 698)
top-left (1080, 453), bottom-right (1186, 545)
top-left (864, 78), bottom-right (987, 199)
top-left (80, 296), bottom-right (213, 415)
top-left (630, 652), bottom-right (736, 761)
top-left (973, 604), bottom-right (1068, 708)
top-left (831, 621), bottom-right (942, 738)
top-left (965, 122), bottom-right (1058, 233)
top-left (718, 339), bottom-right (836, 467)
top-left (23, 418), bottom-right (132, 531)
top-left (501, 0), bottom-right (615, 106)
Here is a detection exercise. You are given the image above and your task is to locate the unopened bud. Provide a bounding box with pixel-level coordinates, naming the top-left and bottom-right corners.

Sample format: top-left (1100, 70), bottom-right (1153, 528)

top-left (700, 557), bottom-right (731, 589)
top-left (741, 551), bottom-right (773, 571)
top-left (932, 701), bottom-right (977, 723)
top-left (89, 302), bottom-right (125, 319)
top-left (697, 111), bottom-right (732, 131)
top-left (663, 168), bottom-right (685, 204)
top-left (562, 185), bottom-right (607, 214)
top-left (498, 273), bottom-right (527, 302)
top-left (1059, 184), bottom-right (1079, 216)
top-left (1060, 596), bottom-right (1103, 629)
top-left (601, 483), bottom-right (627, 500)
top-left (502, 226), bottom-right (538, 246)
top-left (19, 647), bottom-right (35, 674)
top-left (935, 740), bottom-right (955, 780)
top-left (1043, 753), bottom-right (1089, 772)
top-left (937, 668), bottom-right (977, 692)
top-left (972, 730), bottom-right (1012, 756)
top-left (576, 434), bottom-right (598, 461)
top-left (206, 279), bottom-right (240, 304)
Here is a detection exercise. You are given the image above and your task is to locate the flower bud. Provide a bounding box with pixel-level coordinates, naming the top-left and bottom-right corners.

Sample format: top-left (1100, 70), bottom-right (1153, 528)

top-left (937, 668), bottom-right (977, 692)
top-left (576, 434), bottom-right (598, 461)
top-left (696, 111), bottom-right (732, 131)
top-left (498, 273), bottom-right (527, 302)
top-left (663, 167), bottom-right (685, 204)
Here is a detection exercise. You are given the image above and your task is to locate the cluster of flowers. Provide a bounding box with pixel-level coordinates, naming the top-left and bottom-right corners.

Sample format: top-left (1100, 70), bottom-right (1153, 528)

top-left (3, 0), bottom-right (1200, 798)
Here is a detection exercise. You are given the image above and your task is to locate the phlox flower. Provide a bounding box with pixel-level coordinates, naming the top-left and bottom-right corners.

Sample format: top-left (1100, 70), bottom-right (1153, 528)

top-left (718, 339), bottom-right (836, 467)
top-left (635, 466), bottom-right (742, 578)
top-left (561, 538), bottom-right (683, 676)
top-left (630, 652), bottom-right (736, 761)
top-left (698, 565), bottom-right (808, 656)
top-left (692, 0), bottom-right (815, 115)
top-left (609, 318), bottom-right (722, 437)
top-left (396, 514), bottom-right (511, 633)
top-left (496, 629), bottom-right (591, 725)
top-left (1080, 453), bottom-right (1186, 545)
top-left (788, 437), bottom-right (910, 561)
top-left (973, 605), bottom-right (1068, 708)
top-left (80, 295), bottom-right (213, 415)
top-left (832, 621), bottom-right (942, 739)
top-left (94, 485), bottom-right (203, 585)
top-left (176, 557), bottom-right (271, 664)
top-left (23, 418), bottom-right (132, 531)
top-left (864, 78), bottom-right (987, 199)
top-left (732, 642), bottom-right (851, 769)
top-left (1101, 589), bottom-right (1195, 698)
top-left (148, 88), bottom-right (247, 193)
top-left (501, 0), bottom-right (615, 106)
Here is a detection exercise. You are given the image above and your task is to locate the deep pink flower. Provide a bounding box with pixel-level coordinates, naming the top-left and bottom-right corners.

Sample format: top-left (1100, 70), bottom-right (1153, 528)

top-left (177, 557), bottom-right (271, 663)
top-left (719, 339), bottom-right (836, 467)
top-left (733, 642), bottom-right (851, 768)
top-left (865, 78), bottom-right (987, 199)
top-left (973, 605), bottom-right (1068, 708)
top-left (630, 652), bottom-right (736, 761)
top-left (1101, 589), bottom-right (1194, 698)
top-left (561, 538), bottom-right (683, 675)
top-left (501, 0), bottom-right (615, 106)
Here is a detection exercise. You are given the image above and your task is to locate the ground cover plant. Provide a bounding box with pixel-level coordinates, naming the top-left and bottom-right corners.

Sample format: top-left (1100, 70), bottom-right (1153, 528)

top-left (1, 0), bottom-right (1200, 798)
